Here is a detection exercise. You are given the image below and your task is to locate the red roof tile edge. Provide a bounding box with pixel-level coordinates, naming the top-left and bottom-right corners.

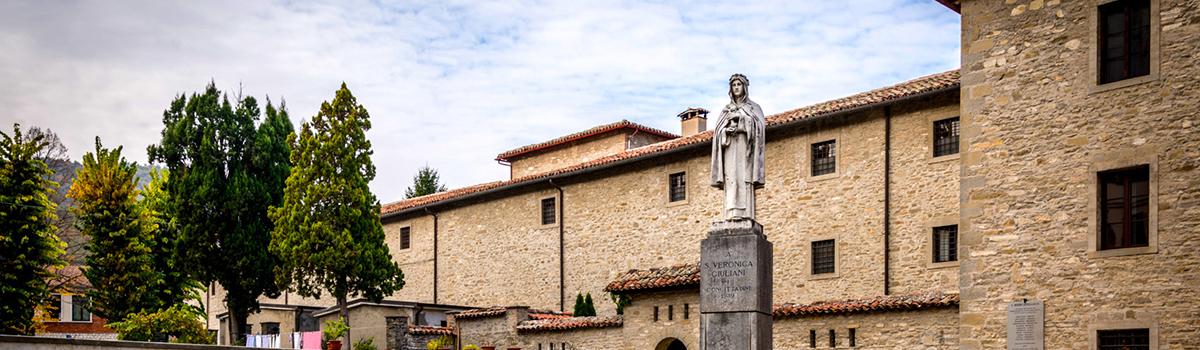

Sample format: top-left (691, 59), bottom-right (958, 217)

top-left (495, 120), bottom-right (680, 162)
top-left (407, 325), bottom-right (453, 336)
top-left (773, 291), bottom-right (959, 318)
top-left (381, 70), bottom-right (959, 217)
top-left (449, 306), bottom-right (509, 320)
top-left (516, 316), bottom-right (623, 333)
top-left (604, 264), bottom-right (700, 293)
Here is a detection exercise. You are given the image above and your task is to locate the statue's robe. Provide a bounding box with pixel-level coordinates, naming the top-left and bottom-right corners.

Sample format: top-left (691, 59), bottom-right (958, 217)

top-left (710, 99), bottom-right (765, 220)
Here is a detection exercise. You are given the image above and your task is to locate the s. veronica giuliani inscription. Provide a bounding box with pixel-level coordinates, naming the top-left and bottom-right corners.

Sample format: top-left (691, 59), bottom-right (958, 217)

top-left (704, 259), bottom-right (754, 303)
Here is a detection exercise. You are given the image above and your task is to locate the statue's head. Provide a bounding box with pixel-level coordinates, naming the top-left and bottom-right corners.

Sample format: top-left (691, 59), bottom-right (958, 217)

top-left (729, 74), bottom-right (749, 103)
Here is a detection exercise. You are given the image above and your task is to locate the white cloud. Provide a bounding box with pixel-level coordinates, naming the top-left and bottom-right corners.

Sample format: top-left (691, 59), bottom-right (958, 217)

top-left (0, 0), bottom-right (959, 201)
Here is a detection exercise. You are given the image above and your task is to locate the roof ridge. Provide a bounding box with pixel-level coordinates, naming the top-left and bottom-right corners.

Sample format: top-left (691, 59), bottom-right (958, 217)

top-left (494, 119), bottom-right (679, 162)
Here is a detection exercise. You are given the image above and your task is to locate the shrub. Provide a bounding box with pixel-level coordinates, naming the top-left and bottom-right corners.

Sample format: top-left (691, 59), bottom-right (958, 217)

top-left (323, 318), bottom-right (350, 341)
top-left (353, 337), bottom-right (377, 350)
top-left (107, 305), bottom-right (212, 344)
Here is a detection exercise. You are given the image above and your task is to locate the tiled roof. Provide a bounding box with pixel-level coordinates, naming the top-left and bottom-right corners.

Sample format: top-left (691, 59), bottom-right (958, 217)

top-left (516, 316), bottom-right (623, 333)
top-left (450, 307), bottom-right (509, 320)
top-left (50, 265), bottom-right (91, 292)
top-left (528, 311), bottom-right (573, 320)
top-left (407, 325), bottom-right (453, 336)
top-left (381, 70), bottom-right (959, 217)
top-left (773, 291), bottom-right (959, 318)
top-left (495, 120), bottom-right (679, 162)
top-left (604, 264), bottom-right (700, 293)
top-left (934, 0), bottom-right (961, 13)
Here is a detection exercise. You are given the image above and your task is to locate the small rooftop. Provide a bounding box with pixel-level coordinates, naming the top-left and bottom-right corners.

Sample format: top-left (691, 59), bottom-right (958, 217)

top-left (495, 120), bottom-right (678, 163)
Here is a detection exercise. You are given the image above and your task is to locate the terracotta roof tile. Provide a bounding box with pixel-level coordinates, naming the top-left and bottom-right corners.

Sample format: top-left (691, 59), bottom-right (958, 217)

top-left (528, 312), bottom-right (574, 320)
top-left (604, 264), bottom-right (700, 293)
top-left (407, 325), bottom-right (453, 336)
top-left (450, 306), bottom-right (509, 320)
top-left (381, 70), bottom-right (959, 217)
top-left (516, 316), bottom-right (623, 333)
top-left (495, 120), bottom-right (679, 162)
top-left (773, 291), bottom-right (959, 318)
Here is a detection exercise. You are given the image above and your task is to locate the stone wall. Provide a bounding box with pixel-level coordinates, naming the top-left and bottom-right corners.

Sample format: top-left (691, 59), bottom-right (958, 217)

top-left (618, 290), bottom-right (699, 350)
top-left (317, 306), bottom-right (410, 348)
top-left (959, 0), bottom-right (1200, 348)
top-left (774, 307), bottom-right (959, 349)
top-left (382, 91), bottom-right (961, 315)
top-left (454, 308), bottom-right (529, 349)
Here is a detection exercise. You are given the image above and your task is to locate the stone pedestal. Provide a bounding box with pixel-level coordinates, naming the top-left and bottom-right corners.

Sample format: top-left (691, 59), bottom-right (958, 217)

top-left (700, 219), bottom-right (772, 350)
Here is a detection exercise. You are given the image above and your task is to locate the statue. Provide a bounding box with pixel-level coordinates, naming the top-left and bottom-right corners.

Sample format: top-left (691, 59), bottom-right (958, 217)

top-left (711, 74), bottom-right (765, 221)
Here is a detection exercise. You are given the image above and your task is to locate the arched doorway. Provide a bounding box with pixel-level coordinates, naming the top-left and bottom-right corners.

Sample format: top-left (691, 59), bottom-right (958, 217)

top-left (654, 338), bottom-right (686, 350)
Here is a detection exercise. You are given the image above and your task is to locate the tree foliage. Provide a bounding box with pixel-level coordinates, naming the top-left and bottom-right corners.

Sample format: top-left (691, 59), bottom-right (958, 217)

top-left (147, 83), bottom-right (292, 344)
top-left (0, 124), bottom-right (66, 335)
top-left (404, 165), bottom-right (447, 198)
top-left (140, 169), bottom-right (203, 311)
top-left (68, 139), bottom-right (161, 322)
top-left (108, 304), bottom-right (213, 344)
top-left (270, 83), bottom-right (404, 344)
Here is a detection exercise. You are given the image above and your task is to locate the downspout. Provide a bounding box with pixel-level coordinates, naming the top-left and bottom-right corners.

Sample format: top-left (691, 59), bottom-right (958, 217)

top-left (548, 179), bottom-right (565, 312)
top-left (425, 207), bottom-right (439, 304)
top-left (883, 105), bottom-right (893, 296)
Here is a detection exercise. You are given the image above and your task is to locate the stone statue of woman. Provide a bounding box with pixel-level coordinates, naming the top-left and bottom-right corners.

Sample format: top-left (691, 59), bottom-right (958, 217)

top-left (710, 74), bottom-right (766, 221)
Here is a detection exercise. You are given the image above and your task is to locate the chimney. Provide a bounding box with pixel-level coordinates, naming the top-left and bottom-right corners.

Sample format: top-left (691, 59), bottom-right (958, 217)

top-left (677, 107), bottom-right (709, 136)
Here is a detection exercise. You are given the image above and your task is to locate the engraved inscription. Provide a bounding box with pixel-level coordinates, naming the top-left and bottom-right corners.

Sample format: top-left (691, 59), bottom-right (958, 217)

top-left (1006, 300), bottom-right (1044, 350)
top-left (703, 259), bottom-right (754, 304)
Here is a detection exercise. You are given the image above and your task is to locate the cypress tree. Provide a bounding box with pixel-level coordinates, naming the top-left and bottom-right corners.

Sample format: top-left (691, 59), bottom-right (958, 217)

top-left (270, 83), bottom-right (404, 346)
top-left (404, 166), bottom-right (448, 198)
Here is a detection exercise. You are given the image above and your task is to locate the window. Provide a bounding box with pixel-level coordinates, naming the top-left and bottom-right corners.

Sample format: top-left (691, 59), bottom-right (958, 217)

top-left (668, 172), bottom-right (687, 202)
top-left (1099, 165), bottom-right (1150, 250)
top-left (540, 197), bottom-right (556, 225)
top-left (933, 225), bottom-right (958, 263)
top-left (1098, 0), bottom-right (1151, 84)
top-left (561, 343), bottom-right (566, 350)
top-left (809, 330), bottom-right (816, 348)
top-left (829, 329), bottom-right (836, 348)
top-left (400, 227), bottom-right (411, 250)
top-left (1098, 329), bottom-right (1149, 349)
top-left (933, 117), bottom-right (960, 157)
top-left (811, 140), bottom-right (837, 176)
top-left (811, 240), bottom-right (835, 275)
top-left (683, 304), bottom-right (689, 319)
top-left (47, 294), bottom-right (61, 320)
top-left (653, 306), bottom-right (659, 322)
top-left (70, 296), bottom-right (90, 322)
top-left (668, 304), bottom-right (674, 321)
top-left (849, 328), bottom-right (857, 347)
top-left (262, 322), bottom-right (280, 335)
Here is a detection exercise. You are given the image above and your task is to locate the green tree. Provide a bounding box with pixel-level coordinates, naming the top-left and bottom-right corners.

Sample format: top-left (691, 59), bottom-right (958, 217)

top-left (139, 169), bottom-right (203, 313)
top-left (0, 124), bottom-right (66, 335)
top-left (404, 165), bottom-right (447, 198)
top-left (271, 83), bottom-right (404, 346)
top-left (147, 84), bottom-right (292, 344)
top-left (107, 304), bottom-right (213, 344)
top-left (68, 139), bottom-right (160, 322)
top-left (573, 293), bottom-right (585, 316)
top-left (583, 293), bottom-right (596, 317)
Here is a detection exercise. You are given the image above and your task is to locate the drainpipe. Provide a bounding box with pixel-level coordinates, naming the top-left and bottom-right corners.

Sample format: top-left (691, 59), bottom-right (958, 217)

top-left (548, 179), bottom-right (565, 312)
top-left (883, 105), bottom-right (893, 296)
top-left (425, 207), bottom-right (439, 304)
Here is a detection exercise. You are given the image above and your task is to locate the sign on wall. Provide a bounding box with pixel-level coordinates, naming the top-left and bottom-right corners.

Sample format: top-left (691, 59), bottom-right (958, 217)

top-left (1007, 299), bottom-right (1044, 350)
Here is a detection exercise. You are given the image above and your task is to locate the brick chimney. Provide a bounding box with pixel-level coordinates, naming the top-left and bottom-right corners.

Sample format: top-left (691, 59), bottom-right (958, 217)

top-left (678, 107), bottom-right (709, 136)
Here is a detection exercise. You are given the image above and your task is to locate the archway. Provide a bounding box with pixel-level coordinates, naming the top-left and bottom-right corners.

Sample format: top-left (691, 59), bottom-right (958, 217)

top-left (654, 338), bottom-right (687, 350)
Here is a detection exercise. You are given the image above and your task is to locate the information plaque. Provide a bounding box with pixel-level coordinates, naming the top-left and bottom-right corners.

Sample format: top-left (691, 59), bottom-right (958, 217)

top-left (1006, 300), bottom-right (1044, 350)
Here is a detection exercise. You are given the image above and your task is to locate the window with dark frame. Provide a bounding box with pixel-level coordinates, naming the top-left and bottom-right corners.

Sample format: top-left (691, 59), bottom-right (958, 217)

top-left (829, 329), bottom-right (836, 348)
top-left (849, 328), bottom-right (857, 347)
top-left (1099, 165), bottom-right (1150, 250)
top-left (540, 197), bottom-right (556, 225)
top-left (933, 225), bottom-right (958, 263)
top-left (262, 322), bottom-right (280, 335)
top-left (809, 330), bottom-right (816, 348)
top-left (400, 227), bottom-right (411, 250)
top-left (683, 303), bottom-right (689, 319)
top-left (668, 304), bottom-right (674, 321)
top-left (668, 172), bottom-right (687, 202)
top-left (1098, 328), bottom-right (1150, 349)
top-left (811, 239), bottom-right (835, 275)
top-left (71, 296), bottom-right (90, 322)
top-left (933, 117), bottom-right (960, 157)
top-left (653, 306), bottom-right (659, 322)
top-left (811, 140), bottom-right (837, 176)
top-left (1098, 0), bottom-right (1151, 84)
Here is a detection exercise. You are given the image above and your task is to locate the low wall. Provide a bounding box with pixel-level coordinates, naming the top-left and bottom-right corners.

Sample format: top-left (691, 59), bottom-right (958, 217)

top-left (0, 335), bottom-right (246, 350)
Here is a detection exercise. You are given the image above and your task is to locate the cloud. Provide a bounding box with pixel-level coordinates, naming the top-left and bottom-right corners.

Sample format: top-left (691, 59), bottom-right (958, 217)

top-left (0, 0), bottom-right (959, 202)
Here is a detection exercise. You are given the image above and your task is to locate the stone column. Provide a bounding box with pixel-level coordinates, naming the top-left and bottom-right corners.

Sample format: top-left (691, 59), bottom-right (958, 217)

top-left (700, 219), bottom-right (772, 350)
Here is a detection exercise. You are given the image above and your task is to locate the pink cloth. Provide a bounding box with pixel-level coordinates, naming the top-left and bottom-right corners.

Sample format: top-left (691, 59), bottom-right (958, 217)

top-left (301, 331), bottom-right (322, 350)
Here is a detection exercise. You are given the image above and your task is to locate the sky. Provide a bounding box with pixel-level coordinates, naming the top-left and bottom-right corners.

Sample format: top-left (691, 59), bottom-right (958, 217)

top-left (0, 0), bottom-right (960, 203)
